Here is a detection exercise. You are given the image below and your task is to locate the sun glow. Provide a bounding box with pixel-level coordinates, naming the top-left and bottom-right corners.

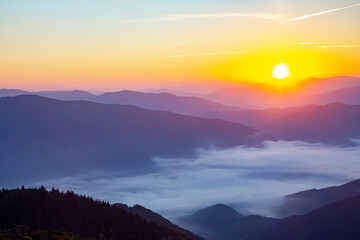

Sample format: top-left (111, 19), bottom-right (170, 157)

top-left (273, 63), bottom-right (290, 79)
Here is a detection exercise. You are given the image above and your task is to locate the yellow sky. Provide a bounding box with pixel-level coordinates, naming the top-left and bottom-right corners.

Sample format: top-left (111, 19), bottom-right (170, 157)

top-left (0, 1), bottom-right (359, 91)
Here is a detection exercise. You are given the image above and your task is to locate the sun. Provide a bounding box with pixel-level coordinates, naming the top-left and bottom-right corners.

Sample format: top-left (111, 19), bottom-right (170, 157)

top-left (273, 63), bottom-right (290, 79)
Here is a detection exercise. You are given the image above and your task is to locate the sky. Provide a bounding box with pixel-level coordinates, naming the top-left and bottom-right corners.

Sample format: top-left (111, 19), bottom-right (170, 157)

top-left (0, 0), bottom-right (360, 91)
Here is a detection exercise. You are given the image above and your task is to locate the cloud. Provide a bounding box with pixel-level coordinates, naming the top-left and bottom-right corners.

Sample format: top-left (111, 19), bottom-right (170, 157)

top-left (320, 44), bottom-right (360, 49)
top-left (290, 42), bottom-right (360, 49)
top-left (168, 12), bottom-right (284, 21)
top-left (291, 42), bottom-right (336, 45)
top-left (282, 3), bottom-right (360, 23)
top-left (87, 12), bottom-right (284, 25)
top-left (165, 50), bottom-right (247, 59)
top-left (32, 141), bottom-right (360, 220)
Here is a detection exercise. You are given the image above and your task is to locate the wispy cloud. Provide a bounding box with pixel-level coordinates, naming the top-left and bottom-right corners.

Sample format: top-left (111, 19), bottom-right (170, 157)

top-left (320, 44), bottom-right (360, 49)
top-left (165, 50), bottom-right (247, 59)
top-left (87, 12), bottom-right (284, 25)
top-left (291, 42), bottom-right (336, 45)
top-left (168, 12), bottom-right (284, 21)
top-left (290, 42), bottom-right (360, 49)
top-left (282, 3), bottom-right (360, 23)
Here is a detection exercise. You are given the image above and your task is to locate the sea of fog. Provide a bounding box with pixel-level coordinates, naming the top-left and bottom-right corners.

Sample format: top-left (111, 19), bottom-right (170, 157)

top-left (32, 140), bottom-right (360, 220)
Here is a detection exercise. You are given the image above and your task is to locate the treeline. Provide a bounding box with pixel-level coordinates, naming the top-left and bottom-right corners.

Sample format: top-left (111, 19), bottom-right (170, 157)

top-left (0, 187), bottom-right (195, 240)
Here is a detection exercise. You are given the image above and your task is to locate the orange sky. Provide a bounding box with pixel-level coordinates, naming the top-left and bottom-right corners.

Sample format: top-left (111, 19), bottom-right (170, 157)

top-left (0, 1), bottom-right (359, 92)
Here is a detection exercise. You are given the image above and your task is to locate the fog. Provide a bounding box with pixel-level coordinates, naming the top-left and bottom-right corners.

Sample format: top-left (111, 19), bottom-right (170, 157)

top-left (33, 140), bottom-right (360, 220)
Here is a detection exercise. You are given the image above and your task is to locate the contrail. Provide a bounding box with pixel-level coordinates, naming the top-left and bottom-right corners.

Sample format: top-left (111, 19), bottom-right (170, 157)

top-left (165, 50), bottom-right (247, 59)
top-left (282, 3), bottom-right (360, 23)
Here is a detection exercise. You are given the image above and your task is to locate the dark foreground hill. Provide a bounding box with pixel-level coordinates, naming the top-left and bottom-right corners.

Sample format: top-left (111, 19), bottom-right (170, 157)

top-left (276, 179), bottom-right (360, 217)
top-left (0, 230), bottom-right (91, 240)
top-left (177, 204), bottom-right (278, 240)
top-left (113, 203), bottom-right (202, 240)
top-left (0, 187), bottom-right (201, 240)
top-left (0, 95), bottom-right (273, 184)
top-left (252, 195), bottom-right (360, 240)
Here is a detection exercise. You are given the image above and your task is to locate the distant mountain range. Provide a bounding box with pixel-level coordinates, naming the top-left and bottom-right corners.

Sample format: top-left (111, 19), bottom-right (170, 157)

top-left (219, 103), bottom-right (360, 145)
top-left (177, 179), bottom-right (360, 240)
top-left (276, 179), bottom-right (360, 217)
top-left (310, 85), bottom-right (360, 105)
top-left (204, 76), bottom-right (360, 108)
top-left (0, 95), bottom-right (273, 185)
top-left (260, 103), bottom-right (360, 145)
top-left (0, 88), bottom-right (242, 118)
top-left (1, 76), bottom-right (360, 114)
top-left (0, 187), bottom-right (202, 240)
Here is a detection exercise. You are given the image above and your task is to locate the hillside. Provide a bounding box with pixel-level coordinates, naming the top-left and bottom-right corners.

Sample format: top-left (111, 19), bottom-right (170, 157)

top-left (219, 103), bottom-right (360, 145)
top-left (0, 187), bottom-right (201, 240)
top-left (252, 195), bottom-right (360, 240)
top-left (0, 95), bottom-right (273, 185)
top-left (276, 179), bottom-right (360, 217)
top-left (178, 204), bottom-right (278, 240)
top-left (0, 89), bottom-right (241, 118)
top-left (114, 203), bottom-right (202, 240)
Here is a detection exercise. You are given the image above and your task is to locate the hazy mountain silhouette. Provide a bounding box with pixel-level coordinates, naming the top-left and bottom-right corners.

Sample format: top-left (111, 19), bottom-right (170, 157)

top-left (251, 195), bottom-right (360, 240)
top-left (311, 85), bottom-right (360, 105)
top-left (299, 76), bottom-right (360, 94)
top-left (0, 95), bottom-right (273, 185)
top-left (219, 103), bottom-right (360, 145)
top-left (114, 203), bottom-right (202, 240)
top-left (219, 107), bottom-right (298, 128)
top-left (0, 88), bottom-right (29, 97)
top-left (261, 103), bottom-right (360, 145)
top-left (205, 76), bottom-right (360, 108)
top-left (96, 90), bottom-right (242, 117)
top-left (178, 204), bottom-right (278, 240)
top-left (276, 179), bottom-right (360, 217)
top-left (0, 89), bottom-right (243, 118)
top-left (0, 89), bottom-right (96, 101)
top-left (36, 90), bottom-right (96, 101)
top-left (0, 187), bottom-right (201, 240)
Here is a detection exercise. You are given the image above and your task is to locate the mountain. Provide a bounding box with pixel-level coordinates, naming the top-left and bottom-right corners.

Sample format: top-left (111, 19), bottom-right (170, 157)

top-left (36, 90), bottom-right (96, 101)
top-left (218, 103), bottom-right (360, 145)
top-left (94, 90), bottom-right (242, 117)
top-left (0, 95), bottom-right (273, 185)
top-left (0, 88), bottom-right (242, 119)
top-left (205, 76), bottom-right (360, 108)
top-left (311, 85), bottom-right (360, 105)
top-left (0, 187), bottom-right (201, 240)
top-left (252, 195), bottom-right (360, 240)
top-left (114, 204), bottom-right (202, 240)
top-left (0, 88), bottom-right (29, 97)
top-left (219, 107), bottom-right (298, 128)
top-left (1, 230), bottom-right (91, 240)
top-left (0, 89), bottom-right (96, 101)
top-left (178, 204), bottom-right (278, 240)
top-left (276, 179), bottom-right (360, 217)
top-left (299, 76), bottom-right (360, 94)
top-left (260, 103), bottom-right (360, 145)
